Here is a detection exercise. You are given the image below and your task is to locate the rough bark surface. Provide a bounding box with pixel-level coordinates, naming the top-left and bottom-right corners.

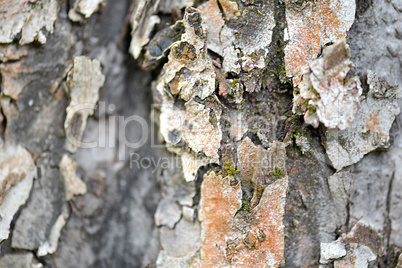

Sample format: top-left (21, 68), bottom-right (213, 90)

top-left (0, 0), bottom-right (401, 267)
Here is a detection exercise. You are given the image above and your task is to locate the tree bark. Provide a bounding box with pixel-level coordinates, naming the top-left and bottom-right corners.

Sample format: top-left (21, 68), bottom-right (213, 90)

top-left (0, 0), bottom-right (401, 267)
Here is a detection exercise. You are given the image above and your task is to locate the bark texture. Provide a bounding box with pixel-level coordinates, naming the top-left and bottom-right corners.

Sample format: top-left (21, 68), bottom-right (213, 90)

top-left (0, 0), bottom-right (401, 267)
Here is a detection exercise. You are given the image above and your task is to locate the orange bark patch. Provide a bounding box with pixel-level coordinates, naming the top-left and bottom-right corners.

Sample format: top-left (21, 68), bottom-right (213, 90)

top-left (285, 0), bottom-right (355, 86)
top-left (199, 172), bottom-right (288, 267)
top-left (199, 172), bottom-right (242, 267)
top-left (231, 177), bottom-right (288, 267)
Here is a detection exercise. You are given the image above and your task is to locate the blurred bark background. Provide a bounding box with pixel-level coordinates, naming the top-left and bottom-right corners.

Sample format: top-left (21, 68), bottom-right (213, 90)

top-left (0, 0), bottom-right (401, 267)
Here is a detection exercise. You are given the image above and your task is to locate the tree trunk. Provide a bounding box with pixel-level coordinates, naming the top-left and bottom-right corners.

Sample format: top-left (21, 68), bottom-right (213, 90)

top-left (0, 0), bottom-right (401, 267)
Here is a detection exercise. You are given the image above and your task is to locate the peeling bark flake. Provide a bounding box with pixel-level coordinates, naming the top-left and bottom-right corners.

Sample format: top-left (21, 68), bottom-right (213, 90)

top-left (64, 56), bottom-right (105, 153)
top-left (284, 0), bottom-right (356, 86)
top-left (0, 144), bottom-right (36, 242)
top-left (0, 0), bottom-right (58, 45)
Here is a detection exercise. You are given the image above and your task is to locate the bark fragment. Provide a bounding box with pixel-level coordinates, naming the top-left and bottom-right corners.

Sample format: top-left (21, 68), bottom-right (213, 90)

top-left (11, 159), bottom-right (67, 255)
top-left (326, 171), bottom-right (353, 230)
top-left (155, 8), bottom-right (221, 181)
top-left (234, 1), bottom-right (275, 73)
top-left (64, 56), bottom-right (105, 153)
top-left (59, 155), bottom-right (87, 201)
top-left (0, 45), bottom-right (28, 63)
top-left (197, 0), bottom-right (239, 57)
top-left (0, 144), bottom-right (36, 242)
top-left (37, 210), bottom-right (68, 256)
top-left (324, 71), bottom-right (401, 170)
top-left (141, 21), bottom-right (185, 70)
top-left (284, 0), bottom-right (356, 86)
top-left (320, 221), bottom-right (380, 267)
top-left (293, 40), bottom-right (362, 130)
top-left (0, 62), bottom-right (32, 100)
top-left (159, 207), bottom-right (200, 258)
top-left (155, 154), bottom-right (200, 267)
top-left (129, 0), bottom-right (161, 59)
top-left (198, 172), bottom-right (242, 267)
top-left (319, 241), bottom-right (346, 264)
top-left (155, 199), bottom-right (182, 228)
top-left (68, 0), bottom-right (104, 22)
top-left (13, 154), bottom-right (87, 257)
top-left (0, 0), bottom-right (58, 45)
top-left (199, 171), bottom-right (288, 267)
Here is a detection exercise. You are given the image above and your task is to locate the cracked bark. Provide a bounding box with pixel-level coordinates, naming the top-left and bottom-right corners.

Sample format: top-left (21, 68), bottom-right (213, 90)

top-left (0, 0), bottom-right (401, 267)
